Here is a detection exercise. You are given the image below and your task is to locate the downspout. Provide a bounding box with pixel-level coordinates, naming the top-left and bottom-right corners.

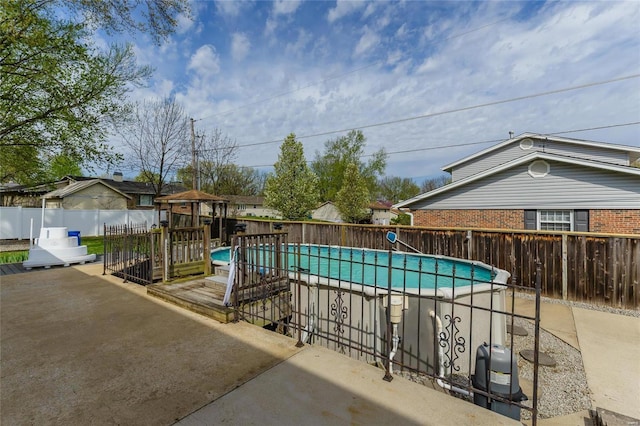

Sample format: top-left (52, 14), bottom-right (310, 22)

top-left (430, 310), bottom-right (472, 397)
top-left (404, 210), bottom-right (414, 226)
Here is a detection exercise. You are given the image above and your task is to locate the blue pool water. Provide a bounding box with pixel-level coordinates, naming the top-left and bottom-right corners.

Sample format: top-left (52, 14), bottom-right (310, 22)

top-left (212, 244), bottom-right (502, 291)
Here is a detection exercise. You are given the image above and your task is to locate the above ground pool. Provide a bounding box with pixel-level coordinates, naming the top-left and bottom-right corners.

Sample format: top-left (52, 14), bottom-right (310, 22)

top-left (215, 242), bottom-right (511, 375)
top-left (211, 244), bottom-right (509, 298)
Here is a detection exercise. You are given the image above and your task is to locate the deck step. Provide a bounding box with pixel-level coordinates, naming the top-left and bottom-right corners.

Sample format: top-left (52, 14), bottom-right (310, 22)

top-left (206, 274), bottom-right (228, 287)
top-left (146, 278), bottom-right (234, 323)
top-left (214, 264), bottom-right (230, 277)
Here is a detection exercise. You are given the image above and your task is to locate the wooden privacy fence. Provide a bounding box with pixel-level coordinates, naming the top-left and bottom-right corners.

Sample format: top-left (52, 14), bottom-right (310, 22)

top-left (236, 220), bottom-right (639, 309)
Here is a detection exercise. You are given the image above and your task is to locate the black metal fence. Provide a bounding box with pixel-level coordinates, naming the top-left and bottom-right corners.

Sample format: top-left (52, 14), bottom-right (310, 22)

top-left (230, 233), bottom-right (542, 424)
top-left (103, 223), bottom-right (160, 285)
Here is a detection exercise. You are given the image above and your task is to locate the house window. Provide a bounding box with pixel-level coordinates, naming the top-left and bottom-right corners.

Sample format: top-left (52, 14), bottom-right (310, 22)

top-left (139, 194), bottom-right (153, 206)
top-left (539, 210), bottom-right (572, 231)
top-left (528, 160), bottom-right (549, 178)
top-left (238, 204), bottom-right (246, 210)
top-left (525, 209), bottom-right (589, 232)
top-left (520, 138), bottom-right (534, 150)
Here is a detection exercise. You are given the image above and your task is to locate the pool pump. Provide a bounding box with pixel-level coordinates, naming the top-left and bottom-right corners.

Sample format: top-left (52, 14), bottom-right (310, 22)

top-left (472, 342), bottom-right (527, 421)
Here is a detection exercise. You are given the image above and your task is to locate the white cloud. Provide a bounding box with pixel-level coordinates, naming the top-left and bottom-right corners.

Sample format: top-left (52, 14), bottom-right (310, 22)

top-left (354, 26), bottom-right (380, 57)
top-left (119, 1), bottom-right (640, 182)
top-left (327, 0), bottom-right (366, 23)
top-left (187, 45), bottom-right (220, 77)
top-left (273, 0), bottom-right (301, 16)
top-left (285, 29), bottom-right (312, 56)
top-left (215, 0), bottom-right (251, 18)
top-left (175, 10), bottom-right (196, 35)
top-left (231, 33), bottom-right (251, 61)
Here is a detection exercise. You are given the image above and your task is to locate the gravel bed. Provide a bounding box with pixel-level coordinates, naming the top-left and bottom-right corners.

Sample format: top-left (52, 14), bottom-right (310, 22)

top-left (397, 292), bottom-right (640, 420)
top-left (509, 317), bottom-right (591, 420)
top-left (397, 318), bottom-right (592, 420)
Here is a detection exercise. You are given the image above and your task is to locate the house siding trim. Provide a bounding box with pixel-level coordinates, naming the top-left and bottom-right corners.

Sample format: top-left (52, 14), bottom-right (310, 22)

top-left (442, 132), bottom-right (640, 172)
top-left (394, 152), bottom-right (640, 209)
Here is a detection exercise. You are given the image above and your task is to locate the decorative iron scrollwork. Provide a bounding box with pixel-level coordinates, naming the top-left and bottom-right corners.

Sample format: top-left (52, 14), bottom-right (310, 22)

top-left (330, 289), bottom-right (348, 334)
top-left (439, 314), bottom-right (466, 372)
top-left (330, 289), bottom-right (349, 354)
top-left (260, 273), bottom-right (273, 311)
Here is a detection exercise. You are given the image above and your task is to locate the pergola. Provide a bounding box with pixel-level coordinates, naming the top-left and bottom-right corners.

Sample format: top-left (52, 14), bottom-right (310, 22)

top-left (154, 189), bottom-right (228, 238)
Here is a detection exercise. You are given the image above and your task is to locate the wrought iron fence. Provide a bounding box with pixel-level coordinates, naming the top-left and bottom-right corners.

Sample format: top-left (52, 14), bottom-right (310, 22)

top-left (230, 233), bottom-right (542, 424)
top-left (103, 222), bottom-right (160, 285)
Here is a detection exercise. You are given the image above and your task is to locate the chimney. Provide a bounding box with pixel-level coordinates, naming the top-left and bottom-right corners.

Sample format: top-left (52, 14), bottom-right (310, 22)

top-left (113, 172), bottom-right (123, 182)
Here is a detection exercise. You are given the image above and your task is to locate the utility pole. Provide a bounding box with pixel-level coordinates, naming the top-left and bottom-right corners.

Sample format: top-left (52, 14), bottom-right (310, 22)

top-left (190, 118), bottom-right (197, 190)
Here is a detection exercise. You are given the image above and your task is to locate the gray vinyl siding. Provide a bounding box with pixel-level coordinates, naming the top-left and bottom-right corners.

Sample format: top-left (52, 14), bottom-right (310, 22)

top-left (413, 161), bottom-right (640, 210)
top-left (451, 138), bottom-right (632, 181)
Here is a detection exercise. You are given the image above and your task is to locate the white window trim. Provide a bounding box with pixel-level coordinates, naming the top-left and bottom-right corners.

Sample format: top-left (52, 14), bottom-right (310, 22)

top-left (537, 210), bottom-right (573, 231)
top-left (528, 160), bottom-right (550, 178)
top-left (520, 138), bottom-right (534, 150)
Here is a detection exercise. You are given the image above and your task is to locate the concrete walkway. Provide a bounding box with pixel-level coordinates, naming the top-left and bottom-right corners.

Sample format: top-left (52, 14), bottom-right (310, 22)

top-left (1, 263), bottom-right (519, 426)
top-left (572, 307), bottom-right (640, 421)
top-left (509, 296), bottom-right (640, 425)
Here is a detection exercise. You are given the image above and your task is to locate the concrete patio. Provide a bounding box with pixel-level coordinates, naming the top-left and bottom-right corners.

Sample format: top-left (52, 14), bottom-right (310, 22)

top-left (1, 262), bottom-right (638, 425)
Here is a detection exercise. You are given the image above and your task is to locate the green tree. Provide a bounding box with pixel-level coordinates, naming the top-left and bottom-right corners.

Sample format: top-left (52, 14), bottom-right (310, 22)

top-left (0, 0), bottom-right (187, 185)
top-left (336, 163), bottom-right (371, 223)
top-left (391, 213), bottom-right (412, 226)
top-left (311, 130), bottom-right (386, 202)
top-left (48, 154), bottom-right (83, 180)
top-left (264, 134), bottom-right (319, 220)
top-left (134, 171), bottom-right (160, 183)
top-left (377, 176), bottom-right (420, 204)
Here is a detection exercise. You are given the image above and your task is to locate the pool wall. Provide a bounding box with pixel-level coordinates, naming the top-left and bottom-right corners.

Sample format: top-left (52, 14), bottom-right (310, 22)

top-left (290, 277), bottom-right (507, 376)
top-left (217, 242), bottom-right (510, 376)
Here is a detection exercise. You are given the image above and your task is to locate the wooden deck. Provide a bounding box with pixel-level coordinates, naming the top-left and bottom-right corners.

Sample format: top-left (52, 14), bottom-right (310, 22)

top-left (147, 278), bottom-right (236, 323)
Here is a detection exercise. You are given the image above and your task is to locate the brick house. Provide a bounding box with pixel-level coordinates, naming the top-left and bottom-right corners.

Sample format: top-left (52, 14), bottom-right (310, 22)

top-left (394, 133), bottom-right (640, 234)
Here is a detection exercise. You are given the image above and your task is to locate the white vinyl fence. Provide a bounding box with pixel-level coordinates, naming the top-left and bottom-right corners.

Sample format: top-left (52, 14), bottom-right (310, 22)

top-left (0, 207), bottom-right (158, 240)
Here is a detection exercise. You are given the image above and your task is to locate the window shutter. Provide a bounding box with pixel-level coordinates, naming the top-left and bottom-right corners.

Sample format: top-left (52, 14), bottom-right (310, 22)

top-left (524, 210), bottom-right (537, 230)
top-left (574, 210), bottom-right (589, 232)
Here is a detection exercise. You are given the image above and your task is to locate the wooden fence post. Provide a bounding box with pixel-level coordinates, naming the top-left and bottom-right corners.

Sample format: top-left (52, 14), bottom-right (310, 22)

top-left (562, 234), bottom-right (568, 300)
top-left (161, 221), bottom-right (169, 282)
top-left (203, 223), bottom-right (211, 275)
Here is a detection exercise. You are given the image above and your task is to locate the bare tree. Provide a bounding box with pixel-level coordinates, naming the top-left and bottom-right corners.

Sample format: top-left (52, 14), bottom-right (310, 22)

top-left (120, 97), bottom-right (189, 197)
top-left (196, 128), bottom-right (237, 192)
top-left (420, 174), bottom-right (451, 193)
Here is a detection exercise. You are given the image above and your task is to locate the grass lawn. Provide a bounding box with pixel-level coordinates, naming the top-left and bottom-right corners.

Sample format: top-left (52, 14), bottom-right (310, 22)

top-left (0, 236), bottom-right (104, 264)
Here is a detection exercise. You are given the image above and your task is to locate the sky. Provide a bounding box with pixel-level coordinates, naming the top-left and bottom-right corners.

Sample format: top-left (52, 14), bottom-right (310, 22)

top-left (103, 0), bottom-right (640, 183)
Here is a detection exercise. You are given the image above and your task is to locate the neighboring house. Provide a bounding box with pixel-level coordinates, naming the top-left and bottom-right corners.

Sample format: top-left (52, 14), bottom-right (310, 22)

top-left (223, 195), bottom-right (279, 218)
top-left (370, 201), bottom-right (396, 225)
top-left (44, 179), bottom-right (130, 209)
top-left (394, 133), bottom-right (640, 234)
top-left (312, 201), bottom-right (342, 222)
top-left (311, 201), bottom-right (397, 224)
top-left (0, 173), bottom-right (185, 210)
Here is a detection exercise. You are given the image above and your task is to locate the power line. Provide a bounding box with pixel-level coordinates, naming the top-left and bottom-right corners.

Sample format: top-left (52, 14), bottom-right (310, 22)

top-left (242, 121), bottom-right (640, 168)
top-left (229, 73), bottom-right (639, 150)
